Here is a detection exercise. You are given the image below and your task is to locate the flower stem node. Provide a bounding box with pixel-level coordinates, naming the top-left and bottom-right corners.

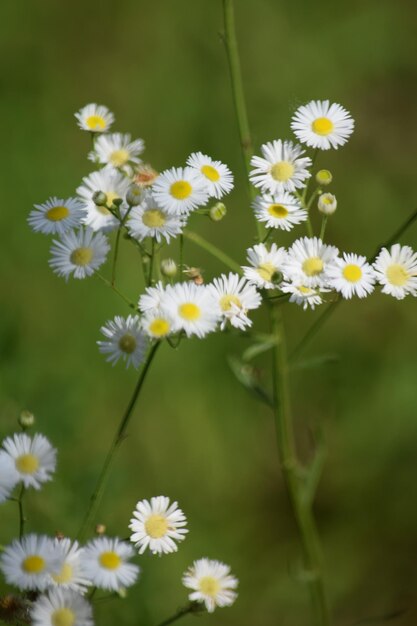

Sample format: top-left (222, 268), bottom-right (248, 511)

top-left (318, 193), bottom-right (337, 215)
top-left (126, 184), bottom-right (143, 207)
top-left (18, 410), bottom-right (35, 430)
top-left (209, 202), bottom-right (227, 222)
top-left (315, 169), bottom-right (333, 186)
top-left (92, 191), bottom-right (108, 207)
top-left (161, 258), bottom-right (178, 278)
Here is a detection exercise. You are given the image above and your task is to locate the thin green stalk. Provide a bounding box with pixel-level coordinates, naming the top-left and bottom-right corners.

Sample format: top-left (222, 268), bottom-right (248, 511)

top-left (148, 239), bottom-right (155, 286)
top-left (111, 228), bottom-right (123, 286)
top-left (179, 234), bottom-right (184, 273)
top-left (18, 484), bottom-right (26, 539)
top-left (156, 603), bottom-right (202, 626)
top-left (96, 272), bottom-right (137, 310)
top-left (183, 230), bottom-right (242, 273)
top-left (77, 342), bottom-right (160, 540)
top-left (319, 215), bottom-right (328, 241)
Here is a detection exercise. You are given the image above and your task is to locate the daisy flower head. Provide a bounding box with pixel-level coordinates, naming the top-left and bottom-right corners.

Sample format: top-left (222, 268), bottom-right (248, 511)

top-left (77, 169), bottom-right (131, 232)
top-left (249, 140), bottom-right (311, 194)
top-left (49, 228), bottom-right (110, 281)
top-left (51, 539), bottom-right (91, 593)
top-left (0, 534), bottom-right (62, 591)
top-left (129, 496), bottom-right (188, 556)
top-left (291, 100), bottom-right (354, 150)
top-left (182, 558), bottom-right (238, 613)
top-left (141, 309), bottom-right (175, 340)
top-left (0, 451), bottom-right (19, 503)
top-left (75, 103), bottom-right (114, 133)
top-left (89, 132), bottom-right (145, 170)
top-left (2, 433), bottom-right (56, 490)
top-left (280, 281), bottom-right (327, 310)
top-left (31, 588), bottom-right (93, 626)
top-left (97, 315), bottom-right (148, 369)
top-left (285, 237), bottom-right (339, 288)
top-left (81, 537), bottom-right (139, 591)
top-left (162, 282), bottom-right (219, 338)
top-left (318, 192), bottom-right (337, 215)
top-left (373, 244), bottom-right (417, 300)
top-left (152, 166), bottom-right (209, 216)
top-left (242, 243), bottom-right (288, 289)
top-left (207, 273), bottom-right (262, 330)
top-left (326, 253), bottom-right (375, 299)
top-left (127, 193), bottom-right (186, 244)
top-left (28, 197), bottom-right (85, 236)
top-left (252, 191), bottom-right (307, 231)
top-left (138, 281), bottom-right (167, 314)
top-left (186, 152), bottom-right (234, 199)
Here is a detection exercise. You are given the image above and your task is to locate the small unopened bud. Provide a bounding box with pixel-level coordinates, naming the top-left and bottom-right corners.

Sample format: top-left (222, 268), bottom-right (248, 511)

top-left (18, 410), bottom-right (35, 430)
top-left (318, 193), bottom-right (337, 215)
top-left (95, 524), bottom-right (106, 535)
top-left (273, 270), bottom-right (283, 285)
top-left (209, 202), bottom-right (227, 222)
top-left (316, 169), bottom-right (333, 186)
top-left (161, 258), bottom-right (177, 278)
top-left (112, 197), bottom-right (123, 208)
top-left (92, 191), bottom-right (108, 206)
top-left (126, 184), bottom-right (142, 206)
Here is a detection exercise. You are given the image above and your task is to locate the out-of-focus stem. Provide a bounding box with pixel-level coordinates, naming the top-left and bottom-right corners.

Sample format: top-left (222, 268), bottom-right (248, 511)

top-left (18, 484), bottom-right (26, 539)
top-left (183, 230), bottom-right (242, 273)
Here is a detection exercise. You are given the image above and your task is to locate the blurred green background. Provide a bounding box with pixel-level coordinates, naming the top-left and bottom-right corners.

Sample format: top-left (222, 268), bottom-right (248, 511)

top-left (1, 0), bottom-right (416, 624)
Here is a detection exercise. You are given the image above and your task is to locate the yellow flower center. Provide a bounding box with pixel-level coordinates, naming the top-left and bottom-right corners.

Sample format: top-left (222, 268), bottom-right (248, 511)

top-left (51, 608), bottom-right (75, 626)
top-left (219, 294), bottom-right (241, 312)
top-left (109, 149), bottom-right (130, 167)
top-left (179, 302), bottom-right (201, 321)
top-left (52, 563), bottom-right (73, 585)
top-left (144, 514), bottom-right (169, 538)
top-left (86, 115), bottom-right (106, 130)
top-left (142, 209), bottom-right (166, 228)
top-left (302, 257), bottom-right (324, 277)
top-left (312, 117), bottom-right (334, 136)
top-left (99, 551), bottom-right (121, 570)
top-left (386, 263), bottom-right (409, 286)
top-left (201, 164), bottom-right (220, 182)
top-left (270, 161), bottom-right (295, 182)
top-left (268, 204), bottom-right (288, 218)
top-left (70, 247), bottom-right (94, 266)
top-left (15, 454), bottom-right (39, 474)
top-left (257, 262), bottom-right (276, 282)
top-left (170, 181), bottom-right (192, 200)
top-left (342, 264), bottom-right (362, 283)
top-left (22, 555), bottom-right (45, 573)
top-left (46, 206), bottom-right (70, 222)
top-left (199, 576), bottom-right (220, 597)
top-left (299, 286), bottom-right (314, 295)
top-left (118, 334), bottom-right (137, 354)
top-left (149, 319), bottom-right (170, 337)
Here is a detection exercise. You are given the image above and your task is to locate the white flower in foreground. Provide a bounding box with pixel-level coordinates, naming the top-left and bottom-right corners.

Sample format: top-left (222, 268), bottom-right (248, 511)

top-left (326, 253), bottom-right (375, 299)
top-left (249, 140), bottom-right (311, 194)
top-left (182, 558), bottom-right (238, 613)
top-left (186, 152), bottom-right (234, 199)
top-left (77, 169), bottom-right (131, 232)
top-left (373, 244), bottom-right (417, 300)
top-left (242, 243), bottom-right (288, 289)
top-left (285, 237), bottom-right (339, 288)
top-left (49, 228), bottom-right (110, 280)
top-left (0, 451), bottom-right (19, 503)
top-left (28, 197), bottom-right (85, 236)
top-left (252, 191), bottom-right (307, 231)
top-left (81, 537), bottom-right (139, 591)
top-left (141, 310), bottom-right (174, 340)
top-left (127, 193), bottom-right (186, 243)
top-left (32, 588), bottom-right (93, 626)
top-left (162, 282), bottom-right (219, 338)
top-left (280, 282), bottom-right (326, 310)
top-left (291, 100), bottom-right (354, 150)
top-left (89, 132), bottom-right (145, 170)
top-left (0, 535), bottom-right (62, 591)
top-left (208, 273), bottom-right (261, 330)
top-left (75, 103), bottom-right (114, 133)
top-left (98, 315), bottom-right (148, 369)
top-left (129, 496), bottom-right (188, 555)
top-left (152, 167), bottom-right (209, 215)
top-left (51, 539), bottom-right (91, 593)
top-left (138, 281), bottom-right (166, 313)
top-left (2, 433), bottom-right (56, 490)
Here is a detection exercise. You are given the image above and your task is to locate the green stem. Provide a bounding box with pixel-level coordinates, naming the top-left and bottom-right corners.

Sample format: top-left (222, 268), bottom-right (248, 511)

top-left (183, 230), bottom-right (242, 273)
top-left (179, 234), bottom-right (184, 273)
top-left (18, 484), bottom-right (26, 539)
top-left (77, 342), bottom-right (160, 540)
top-left (148, 239), bottom-right (155, 286)
top-left (96, 272), bottom-right (137, 311)
top-left (156, 603), bottom-right (202, 626)
top-left (111, 228), bottom-right (123, 286)
top-left (319, 215), bottom-right (328, 241)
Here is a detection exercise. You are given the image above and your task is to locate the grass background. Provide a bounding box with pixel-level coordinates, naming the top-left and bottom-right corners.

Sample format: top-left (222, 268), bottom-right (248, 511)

top-left (1, 0), bottom-right (416, 624)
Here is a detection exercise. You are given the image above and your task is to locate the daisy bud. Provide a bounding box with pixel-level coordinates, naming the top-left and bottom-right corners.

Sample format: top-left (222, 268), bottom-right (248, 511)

top-left (318, 193), bottom-right (337, 215)
top-left (18, 410), bottom-right (35, 430)
top-left (112, 197), bottom-right (123, 208)
top-left (95, 524), bottom-right (106, 535)
top-left (161, 258), bottom-right (177, 278)
top-left (92, 190), bottom-right (108, 207)
top-left (126, 184), bottom-right (142, 207)
top-left (316, 169), bottom-right (333, 186)
top-left (209, 202), bottom-right (227, 222)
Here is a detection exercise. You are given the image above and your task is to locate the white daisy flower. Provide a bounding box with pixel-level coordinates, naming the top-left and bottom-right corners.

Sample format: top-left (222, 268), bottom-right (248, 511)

top-left (242, 243), bottom-right (288, 289)
top-left (186, 152), bottom-right (234, 199)
top-left (141, 310), bottom-right (174, 340)
top-left (326, 253), bottom-right (375, 299)
top-left (152, 167), bottom-right (209, 216)
top-left (75, 103), bottom-right (114, 133)
top-left (49, 228), bottom-right (110, 281)
top-left (280, 282), bottom-right (326, 310)
top-left (97, 315), bottom-right (148, 369)
top-left (207, 273), bottom-right (261, 330)
top-left (77, 169), bottom-right (131, 232)
top-left (0, 451), bottom-right (19, 503)
top-left (162, 282), bottom-right (219, 338)
top-left (138, 281), bottom-right (166, 314)
top-left (249, 140), bottom-right (311, 194)
top-left (31, 588), bottom-right (93, 626)
top-left (81, 537), bottom-right (139, 591)
top-left (0, 534), bottom-right (62, 591)
top-left (1, 433), bottom-right (56, 490)
top-left (182, 558), bottom-right (238, 613)
top-left (89, 132), bottom-right (145, 170)
top-left (291, 100), bottom-right (354, 150)
top-left (129, 496), bottom-right (188, 556)
top-left (51, 539), bottom-right (91, 594)
top-left (252, 191), bottom-right (307, 231)
top-left (285, 237), bottom-right (339, 288)
top-left (373, 244), bottom-right (417, 300)
top-left (127, 193), bottom-right (186, 243)
top-left (28, 197), bottom-right (85, 236)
